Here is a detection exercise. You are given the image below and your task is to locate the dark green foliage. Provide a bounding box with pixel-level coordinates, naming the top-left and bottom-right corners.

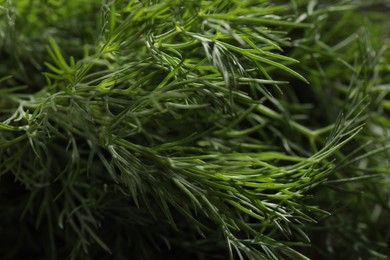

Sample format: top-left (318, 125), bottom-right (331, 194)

top-left (0, 0), bottom-right (389, 259)
top-left (287, 2), bottom-right (390, 258)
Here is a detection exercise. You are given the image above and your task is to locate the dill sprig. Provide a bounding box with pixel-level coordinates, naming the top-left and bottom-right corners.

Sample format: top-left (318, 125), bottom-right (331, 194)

top-left (1, 0), bottom-right (389, 259)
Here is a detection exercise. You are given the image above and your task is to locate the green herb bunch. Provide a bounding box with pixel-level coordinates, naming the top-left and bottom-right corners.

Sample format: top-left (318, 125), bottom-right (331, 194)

top-left (0, 0), bottom-right (389, 259)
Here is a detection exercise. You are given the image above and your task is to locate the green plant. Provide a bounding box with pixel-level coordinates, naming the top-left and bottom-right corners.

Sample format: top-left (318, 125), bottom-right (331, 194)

top-left (0, 0), bottom-right (389, 259)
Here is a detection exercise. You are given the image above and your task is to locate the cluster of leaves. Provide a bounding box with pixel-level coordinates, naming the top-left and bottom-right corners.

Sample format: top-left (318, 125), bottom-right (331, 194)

top-left (0, 0), bottom-right (389, 259)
